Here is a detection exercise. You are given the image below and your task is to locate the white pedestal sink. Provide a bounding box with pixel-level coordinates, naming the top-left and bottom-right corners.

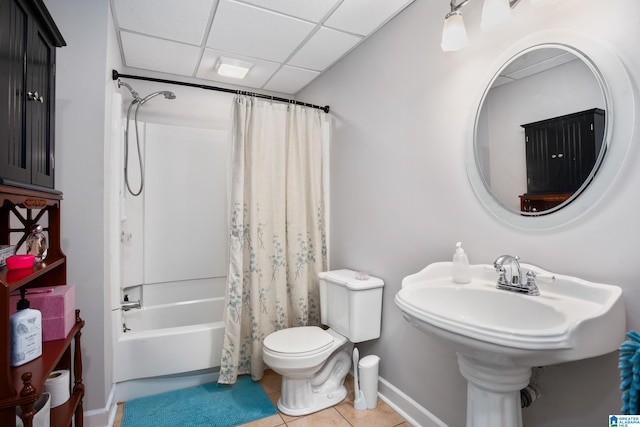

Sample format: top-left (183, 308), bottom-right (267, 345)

top-left (395, 262), bottom-right (625, 427)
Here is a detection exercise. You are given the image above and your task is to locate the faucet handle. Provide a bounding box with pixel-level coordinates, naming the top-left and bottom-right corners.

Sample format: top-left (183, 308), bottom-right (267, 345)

top-left (496, 266), bottom-right (509, 286)
top-left (525, 270), bottom-right (540, 296)
top-left (526, 270), bottom-right (536, 283)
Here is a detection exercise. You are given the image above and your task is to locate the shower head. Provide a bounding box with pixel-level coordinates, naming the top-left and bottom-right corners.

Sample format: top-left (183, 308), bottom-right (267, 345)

top-left (162, 91), bottom-right (177, 100)
top-left (139, 90), bottom-right (177, 105)
top-left (118, 80), bottom-right (141, 102)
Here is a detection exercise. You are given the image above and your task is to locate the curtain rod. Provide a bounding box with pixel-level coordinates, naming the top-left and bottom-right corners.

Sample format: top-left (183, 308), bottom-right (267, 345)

top-left (112, 70), bottom-right (330, 113)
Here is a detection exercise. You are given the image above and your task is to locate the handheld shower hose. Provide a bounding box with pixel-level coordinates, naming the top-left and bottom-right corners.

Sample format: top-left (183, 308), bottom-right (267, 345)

top-left (119, 80), bottom-right (176, 196)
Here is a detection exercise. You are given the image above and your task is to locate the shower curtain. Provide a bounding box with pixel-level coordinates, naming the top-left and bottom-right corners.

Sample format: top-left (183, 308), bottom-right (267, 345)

top-left (218, 96), bottom-right (329, 384)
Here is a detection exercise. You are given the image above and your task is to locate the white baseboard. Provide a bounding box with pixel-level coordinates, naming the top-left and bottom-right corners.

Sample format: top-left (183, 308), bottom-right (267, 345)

top-left (377, 376), bottom-right (448, 427)
top-left (83, 384), bottom-right (118, 427)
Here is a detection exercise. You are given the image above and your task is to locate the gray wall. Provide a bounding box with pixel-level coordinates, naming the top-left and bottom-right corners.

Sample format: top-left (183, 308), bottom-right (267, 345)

top-left (299, 0), bottom-right (640, 426)
top-left (44, 0), bottom-right (120, 413)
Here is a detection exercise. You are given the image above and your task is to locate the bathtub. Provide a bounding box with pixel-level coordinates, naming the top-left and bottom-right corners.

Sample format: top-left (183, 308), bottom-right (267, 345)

top-left (113, 293), bottom-right (226, 388)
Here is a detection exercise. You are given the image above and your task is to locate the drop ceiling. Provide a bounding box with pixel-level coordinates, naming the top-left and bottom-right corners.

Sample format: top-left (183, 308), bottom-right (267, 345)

top-left (110, 0), bottom-right (414, 95)
top-left (491, 48), bottom-right (577, 88)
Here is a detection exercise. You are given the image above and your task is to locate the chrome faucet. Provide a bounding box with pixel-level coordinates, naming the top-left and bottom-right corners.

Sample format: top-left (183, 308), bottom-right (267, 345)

top-left (493, 255), bottom-right (539, 296)
top-left (494, 255), bottom-right (521, 286)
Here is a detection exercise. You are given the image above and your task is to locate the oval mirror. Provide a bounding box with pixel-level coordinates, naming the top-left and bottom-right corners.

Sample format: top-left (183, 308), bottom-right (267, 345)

top-left (476, 46), bottom-right (605, 215)
top-left (466, 32), bottom-right (634, 230)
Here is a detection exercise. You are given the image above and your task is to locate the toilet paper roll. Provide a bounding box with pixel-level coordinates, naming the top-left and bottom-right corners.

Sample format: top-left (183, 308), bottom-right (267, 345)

top-left (15, 392), bottom-right (51, 427)
top-left (44, 369), bottom-right (70, 408)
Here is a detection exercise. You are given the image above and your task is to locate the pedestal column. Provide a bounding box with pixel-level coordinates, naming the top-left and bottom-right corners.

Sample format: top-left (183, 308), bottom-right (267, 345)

top-left (457, 354), bottom-right (531, 427)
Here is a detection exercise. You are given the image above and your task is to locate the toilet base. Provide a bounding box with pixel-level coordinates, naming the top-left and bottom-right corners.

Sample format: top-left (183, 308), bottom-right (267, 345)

top-left (275, 345), bottom-right (352, 416)
top-left (277, 380), bottom-right (348, 416)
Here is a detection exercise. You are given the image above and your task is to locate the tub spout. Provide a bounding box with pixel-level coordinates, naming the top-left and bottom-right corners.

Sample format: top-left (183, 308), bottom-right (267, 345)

top-left (121, 300), bottom-right (141, 311)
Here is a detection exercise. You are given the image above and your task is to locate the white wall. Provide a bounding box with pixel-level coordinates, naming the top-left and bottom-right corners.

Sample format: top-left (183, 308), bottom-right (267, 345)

top-left (44, 0), bottom-right (114, 415)
top-left (119, 122), bottom-right (229, 292)
top-left (142, 123), bottom-right (229, 284)
top-left (299, 0), bottom-right (640, 426)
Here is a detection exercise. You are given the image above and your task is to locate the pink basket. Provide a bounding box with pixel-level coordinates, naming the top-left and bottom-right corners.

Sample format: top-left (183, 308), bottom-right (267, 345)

top-left (6, 254), bottom-right (36, 270)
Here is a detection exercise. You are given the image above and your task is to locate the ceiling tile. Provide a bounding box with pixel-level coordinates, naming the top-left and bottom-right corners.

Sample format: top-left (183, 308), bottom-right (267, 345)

top-left (109, 0), bottom-right (414, 93)
top-left (263, 66), bottom-right (320, 94)
top-left (196, 49), bottom-right (281, 87)
top-left (238, 0), bottom-right (341, 22)
top-left (121, 32), bottom-right (201, 76)
top-left (325, 0), bottom-right (414, 36)
top-left (288, 27), bottom-right (361, 71)
top-left (206, 0), bottom-right (316, 63)
top-left (113, 0), bottom-right (216, 45)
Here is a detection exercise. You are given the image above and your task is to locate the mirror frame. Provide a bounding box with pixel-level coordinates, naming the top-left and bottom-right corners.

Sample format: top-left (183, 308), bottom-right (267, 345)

top-left (465, 30), bottom-right (634, 231)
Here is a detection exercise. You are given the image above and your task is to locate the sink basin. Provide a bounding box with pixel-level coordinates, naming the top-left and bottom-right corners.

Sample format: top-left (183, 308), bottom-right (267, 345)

top-left (395, 261), bottom-right (625, 427)
top-left (395, 261), bottom-right (625, 366)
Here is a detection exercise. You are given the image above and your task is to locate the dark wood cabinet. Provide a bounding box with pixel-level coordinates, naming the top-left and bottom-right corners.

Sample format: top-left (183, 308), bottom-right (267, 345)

top-left (520, 108), bottom-right (605, 212)
top-left (519, 192), bottom-right (572, 213)
top-left (0, 185), bottom-right (84, 427)
top-left (0, 6), bottom-right (81, 424)
top-left (522, 108), bottom-right (605, 195)
top-left (0, 0), bottom-right (65, 190)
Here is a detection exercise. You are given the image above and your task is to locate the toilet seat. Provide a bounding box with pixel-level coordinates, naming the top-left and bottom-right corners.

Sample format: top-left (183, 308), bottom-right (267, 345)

top-left (263, 326), bottom-right (334, 357)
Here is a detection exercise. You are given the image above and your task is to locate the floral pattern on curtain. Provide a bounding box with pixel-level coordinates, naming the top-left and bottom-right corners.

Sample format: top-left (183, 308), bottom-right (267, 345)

top-left (218, 96), bottom-right (329, 384)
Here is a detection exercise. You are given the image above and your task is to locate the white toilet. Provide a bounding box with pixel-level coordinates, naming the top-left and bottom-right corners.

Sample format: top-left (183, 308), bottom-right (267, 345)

top-left (263, 269), bottom-right (384, 416)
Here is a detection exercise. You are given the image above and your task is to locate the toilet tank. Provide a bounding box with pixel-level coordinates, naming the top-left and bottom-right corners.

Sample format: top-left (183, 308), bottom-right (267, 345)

top-left (318, 269), bottom-right (384, 343)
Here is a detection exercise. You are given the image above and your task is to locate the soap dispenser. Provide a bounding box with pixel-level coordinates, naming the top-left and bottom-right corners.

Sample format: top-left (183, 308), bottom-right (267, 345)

top-left (452, 242), bottom-right (471, 284)
top-left (10, 288), bottom-right (42, 366)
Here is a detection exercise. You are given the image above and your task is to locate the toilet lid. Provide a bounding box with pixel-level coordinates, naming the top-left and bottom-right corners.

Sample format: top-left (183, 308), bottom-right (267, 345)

top-left (264, 326), bottom-right (334, 356)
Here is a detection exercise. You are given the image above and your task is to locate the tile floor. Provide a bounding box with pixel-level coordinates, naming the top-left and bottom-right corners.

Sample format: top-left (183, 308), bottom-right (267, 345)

top-left (114, 370), bottom-right (412, 427)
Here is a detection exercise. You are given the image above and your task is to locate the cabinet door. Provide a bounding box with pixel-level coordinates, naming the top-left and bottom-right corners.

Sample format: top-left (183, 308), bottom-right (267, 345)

top-left (28, 23), bottom-right (55, 188)
top-left (0, 0), bottom-right (30, 184)
top-left (526, 120), bottom-right (580, 194)
top-left (553, 115), bottom-right (579, 192)
top-left (525, 110), bottom-right (603, 194)
top-left (0, 0), bottom-right (56, 189)
top-left (525, 125), bottom-right (564, 193)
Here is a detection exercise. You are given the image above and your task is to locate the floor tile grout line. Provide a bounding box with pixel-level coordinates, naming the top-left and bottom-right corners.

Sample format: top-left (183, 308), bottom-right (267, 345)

top-left (335, 406), bottom-right (354, 427)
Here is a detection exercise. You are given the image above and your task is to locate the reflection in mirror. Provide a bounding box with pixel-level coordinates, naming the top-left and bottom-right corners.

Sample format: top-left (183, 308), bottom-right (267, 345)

top-left (475, 46), bottom-right (606, 215)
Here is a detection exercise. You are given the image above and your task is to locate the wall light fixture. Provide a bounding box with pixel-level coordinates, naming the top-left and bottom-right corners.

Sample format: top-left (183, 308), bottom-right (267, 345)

top-left (441, 0), bottom-right (558, 51)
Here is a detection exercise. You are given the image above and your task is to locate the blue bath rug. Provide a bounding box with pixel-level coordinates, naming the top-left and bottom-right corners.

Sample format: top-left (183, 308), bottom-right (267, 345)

top-left (122, 376), bottom-right (278, 427)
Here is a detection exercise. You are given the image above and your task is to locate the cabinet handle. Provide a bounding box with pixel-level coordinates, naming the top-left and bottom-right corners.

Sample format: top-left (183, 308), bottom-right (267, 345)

top-left (27, 91), bottom-right (44, 103)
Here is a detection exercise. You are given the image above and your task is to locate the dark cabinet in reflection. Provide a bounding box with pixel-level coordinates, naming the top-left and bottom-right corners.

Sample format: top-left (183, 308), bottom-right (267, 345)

top-left (519, 192), bottom-right (572, 213)
top-left (520, 108), bottom-right (605, 212)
